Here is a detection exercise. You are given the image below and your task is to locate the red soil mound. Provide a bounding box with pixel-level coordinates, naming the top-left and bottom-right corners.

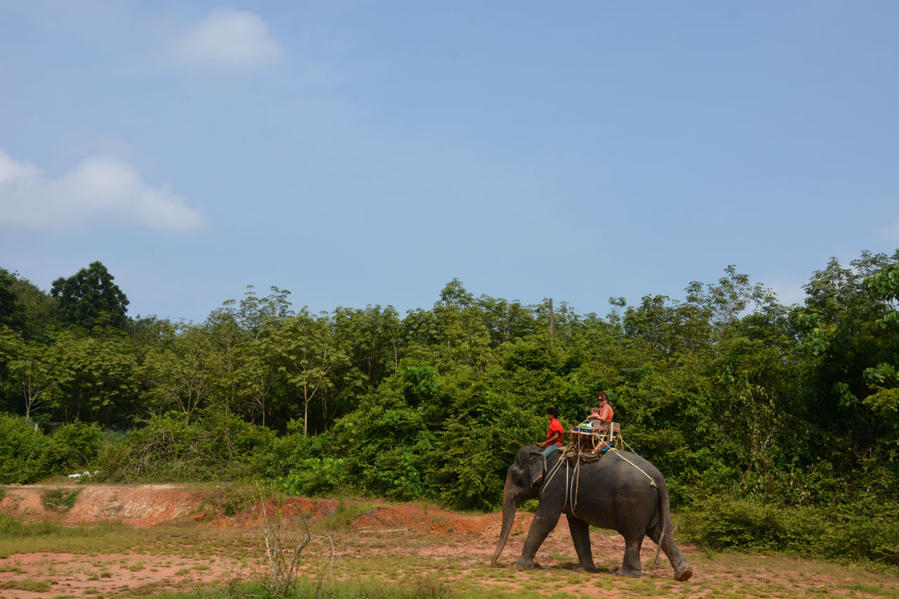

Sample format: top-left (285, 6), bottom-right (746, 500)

top-left (0, 484), bottom-right (523, 536)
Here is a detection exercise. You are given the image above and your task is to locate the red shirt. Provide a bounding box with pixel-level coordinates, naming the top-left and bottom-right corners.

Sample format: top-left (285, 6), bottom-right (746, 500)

top-left (546, 417), bottom-right (564, 447)
top-left (598, 403), bottom-right (614, 423)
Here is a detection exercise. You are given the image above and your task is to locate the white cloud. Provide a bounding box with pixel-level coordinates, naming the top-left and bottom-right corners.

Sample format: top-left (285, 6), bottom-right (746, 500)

top-left (0, 149), bottom-right (205, 233)
top-left (880, 217), bottom-right (899, 243)
top-left (0, 151), bottom-right (40, 184)
top-left (164, 8), bottom-right (282, 70)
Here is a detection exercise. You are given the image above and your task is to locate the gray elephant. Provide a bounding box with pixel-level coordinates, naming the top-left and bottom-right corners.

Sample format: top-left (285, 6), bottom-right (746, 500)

top-left (491, 445), bottom-right (693, 581)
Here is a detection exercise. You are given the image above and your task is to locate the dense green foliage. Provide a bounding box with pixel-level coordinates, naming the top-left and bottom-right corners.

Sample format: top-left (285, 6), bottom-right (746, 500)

top-left (1, 253), bottom-right (898, 563)
top-left (97, 409), bottom-right (275, 483)
top-left (0, 413), bottom-right (45, 483)
top-left (680, 496), bottom-right (899, 565)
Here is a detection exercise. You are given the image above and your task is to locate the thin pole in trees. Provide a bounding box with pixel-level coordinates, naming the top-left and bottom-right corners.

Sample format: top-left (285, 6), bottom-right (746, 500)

top-left (549, 297), bottom-right (555, 347)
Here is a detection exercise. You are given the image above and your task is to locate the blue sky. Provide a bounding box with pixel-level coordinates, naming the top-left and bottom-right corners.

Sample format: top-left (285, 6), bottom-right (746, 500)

top-left (1, 1), bottom-right (897, 322)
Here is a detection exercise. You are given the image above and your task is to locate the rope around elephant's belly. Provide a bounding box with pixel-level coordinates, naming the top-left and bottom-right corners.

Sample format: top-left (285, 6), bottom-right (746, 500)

top-left (569, 453), bottom-right (581, 515)
top-left (541, 455), bottom-right (566, 499)
top-left (540, 454), bottom-right (579, 515)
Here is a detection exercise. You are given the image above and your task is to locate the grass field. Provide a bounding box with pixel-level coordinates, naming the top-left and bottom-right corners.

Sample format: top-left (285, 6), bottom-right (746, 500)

top-left (0, 486), bottom-right (897, 599)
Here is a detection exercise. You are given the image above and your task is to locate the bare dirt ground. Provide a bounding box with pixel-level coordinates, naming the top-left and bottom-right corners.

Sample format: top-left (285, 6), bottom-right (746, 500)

top-left (1, 484), bottom-right (898, 599)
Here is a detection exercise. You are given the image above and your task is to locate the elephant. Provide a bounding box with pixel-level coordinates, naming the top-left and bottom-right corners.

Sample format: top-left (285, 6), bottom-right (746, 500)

top-left (490, 445), bottom-right (693, 581)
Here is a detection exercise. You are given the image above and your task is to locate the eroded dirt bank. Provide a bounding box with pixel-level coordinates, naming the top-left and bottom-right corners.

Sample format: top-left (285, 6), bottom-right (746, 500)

top-left (0, 484), bottom-right (520, 534)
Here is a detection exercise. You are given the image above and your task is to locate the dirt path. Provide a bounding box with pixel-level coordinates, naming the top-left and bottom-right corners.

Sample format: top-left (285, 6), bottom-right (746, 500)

top-left (1, 484), bottom-right (897, 598)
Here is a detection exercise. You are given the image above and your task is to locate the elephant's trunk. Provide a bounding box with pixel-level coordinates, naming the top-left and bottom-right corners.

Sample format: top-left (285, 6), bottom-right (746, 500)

top-left (491, 473), bottom-right (519, 567)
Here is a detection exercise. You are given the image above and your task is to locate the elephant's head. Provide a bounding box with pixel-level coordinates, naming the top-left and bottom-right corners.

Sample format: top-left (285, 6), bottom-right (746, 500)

top-left (490, 445), bottom-right (546, 566)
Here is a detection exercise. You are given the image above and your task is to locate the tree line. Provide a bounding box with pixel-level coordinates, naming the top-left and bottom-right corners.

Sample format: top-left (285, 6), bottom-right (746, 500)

top-left (1, 252), bottom-right (897, 522)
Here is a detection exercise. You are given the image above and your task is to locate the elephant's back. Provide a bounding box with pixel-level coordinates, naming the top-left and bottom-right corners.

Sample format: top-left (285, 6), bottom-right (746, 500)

top-left (589, 449), bottom-right (666, 489)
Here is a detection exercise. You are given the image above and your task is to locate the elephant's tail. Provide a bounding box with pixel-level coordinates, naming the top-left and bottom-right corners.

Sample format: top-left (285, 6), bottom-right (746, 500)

top-left (653, 477), bottom-right (672, 569)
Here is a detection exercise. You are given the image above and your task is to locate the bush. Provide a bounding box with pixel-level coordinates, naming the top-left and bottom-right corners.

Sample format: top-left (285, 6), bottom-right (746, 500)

top-left (0, 413), bottom-right (45, 483)
top-left (96, 408), bottom-right (275, 482)
top-left (40, 421), bottom-right (103, 476)
top-left (679, 495), bottom-right (899, 565)
top-left (277, 457), bottom-right (347, 496)
top-left (41, 488), bottom-right (81, 512)
top-left (253, 419), bottom-right (316, 480)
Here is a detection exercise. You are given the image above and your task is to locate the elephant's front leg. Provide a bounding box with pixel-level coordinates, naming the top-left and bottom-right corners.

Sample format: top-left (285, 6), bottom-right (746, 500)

top-left (515, 510), bottom-right (561, 569)
top-left (566, 515), bottom-right (598, 572)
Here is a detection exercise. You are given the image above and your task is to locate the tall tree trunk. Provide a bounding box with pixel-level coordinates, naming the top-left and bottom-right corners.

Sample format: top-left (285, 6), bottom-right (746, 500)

top-left (303, 384), bottom-right (309, 436)
top-left (549, 297), bottom-right (555, 347)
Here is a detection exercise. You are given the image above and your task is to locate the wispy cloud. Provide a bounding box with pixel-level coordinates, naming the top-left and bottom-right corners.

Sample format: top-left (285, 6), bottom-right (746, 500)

top-left (0, 149), bottom-right (205, 233)
top-left (0, 151), bottom-right (40, 183)
top-left (880, 217), bottom-right (899, 243)
top-left (163, 8), bottom-right (282, 70)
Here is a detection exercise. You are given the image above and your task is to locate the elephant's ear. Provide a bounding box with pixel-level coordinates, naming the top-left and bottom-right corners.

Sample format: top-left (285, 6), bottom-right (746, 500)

top-left (529, 451), bottom-right (547, 487)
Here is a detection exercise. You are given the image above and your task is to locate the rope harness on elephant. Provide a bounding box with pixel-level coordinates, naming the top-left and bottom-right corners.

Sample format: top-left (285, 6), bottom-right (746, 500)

top-left (540, 446), bottom-right (656, 514)
top-left (540, 436), bottom-right (665, 569)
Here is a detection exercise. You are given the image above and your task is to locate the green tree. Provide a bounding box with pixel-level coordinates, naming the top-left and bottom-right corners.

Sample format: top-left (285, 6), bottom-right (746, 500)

top-left (794, 252), bottom-right (898, 427)
top-left (0, 269), bottom-right (59, 339)
top-left (0, 325), bottom-right (24, 413)
top-left (203, 286), bottom-right (293, 415)
top-left (142, 325), bottom-right (217, 423)
top-left (860, 261), bottom-right (899, 450)
top-left (477, 295), bottom-right (536, 346)
top-left (51, 261), bottom-right (129, 329)
top-left (333, 305), bottom-right (402, 387)
top-left (270, 311), bottom-right (350, 435)
top-left (8, 338), bottom-right (52, 421)
top-left (45, 330), bottom-right (140, 426)
top-left (423, 279), bottom-right (492, 371)
top-left (0, 269), bottom-right (25, 330)
top-left (233, 336), bottom-right (277, 426)
top-left (785, 251), bottom-right (899, 502)
top-left (235, 285), bottom-right (293, 337)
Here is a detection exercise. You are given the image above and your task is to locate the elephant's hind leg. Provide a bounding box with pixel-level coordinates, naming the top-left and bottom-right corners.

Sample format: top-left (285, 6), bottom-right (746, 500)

top-left (566, 516), bottom-right (598, 572)
top-left (646, 526), bottom-right (693, 581)
top-left (617, 534), bottom-right (645, 577)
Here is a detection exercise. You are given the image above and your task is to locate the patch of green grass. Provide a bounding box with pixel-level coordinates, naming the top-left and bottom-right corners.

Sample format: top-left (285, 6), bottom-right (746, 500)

top-left (0, 515), bottom-right (140, 556)
top-left (843, 582), bottom-right (898, 597)
top-left (0, 578), bottom-right (52, 592)
top-left (0, 565), bottom-right (26, 574)
top-left (322, 499), bottom-right (375, 530)
top-left (41, 487), bottom-right (82, 512)
top-left (131, 577), bottom-right (456, 599)
top-left (199, 484), bottom-right (267, 519)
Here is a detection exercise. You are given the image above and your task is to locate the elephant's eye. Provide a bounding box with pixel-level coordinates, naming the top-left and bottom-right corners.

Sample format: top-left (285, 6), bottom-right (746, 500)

top-left (510, 469), bottom-right (526, 486)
